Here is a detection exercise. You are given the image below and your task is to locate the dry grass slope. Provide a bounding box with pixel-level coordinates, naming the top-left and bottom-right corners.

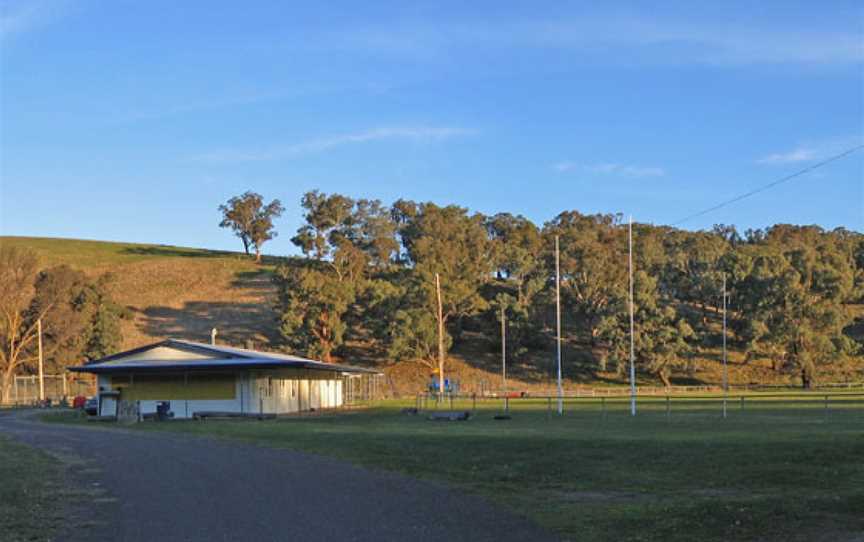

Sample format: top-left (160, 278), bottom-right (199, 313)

top-left (0, 236), bottom-right (279, 350)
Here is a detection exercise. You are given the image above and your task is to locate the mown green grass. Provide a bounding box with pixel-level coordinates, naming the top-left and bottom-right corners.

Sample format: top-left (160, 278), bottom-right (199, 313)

top-left (0, 434), bottom-right (65, 542)
top-left (45, 398), bottom-right (864, 541)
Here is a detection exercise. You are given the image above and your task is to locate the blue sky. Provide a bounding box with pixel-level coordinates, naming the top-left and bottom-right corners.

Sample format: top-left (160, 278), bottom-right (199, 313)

top-left (1, 0), bottom-right (862, 255)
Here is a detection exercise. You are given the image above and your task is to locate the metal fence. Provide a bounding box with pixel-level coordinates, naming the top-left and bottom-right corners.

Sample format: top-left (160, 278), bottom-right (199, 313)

top-left (472, 382), bottom-right (864, 398)
top-left (414, 391), bottom-right (864, 421)
top-left (5, 374), bottom-right (96, 406)
top-left (342, 373), bottom-right (387, 405)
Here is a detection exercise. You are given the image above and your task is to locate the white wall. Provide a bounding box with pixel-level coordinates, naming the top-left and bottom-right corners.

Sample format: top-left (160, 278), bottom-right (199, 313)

top-left (247, 371), bottom-right (344, 415)
top-left (102, 370), bottom-right (345, 419)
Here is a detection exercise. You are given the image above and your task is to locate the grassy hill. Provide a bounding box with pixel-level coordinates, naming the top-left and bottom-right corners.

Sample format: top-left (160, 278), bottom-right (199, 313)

top-left (0, 237), bottom-right (279, 350)
top-left (3, 236), bottom-right (861, 392)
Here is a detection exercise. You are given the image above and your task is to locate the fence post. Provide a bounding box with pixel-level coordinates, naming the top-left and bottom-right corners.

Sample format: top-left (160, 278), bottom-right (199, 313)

top-left (472, 393), bottom-right (476, 413)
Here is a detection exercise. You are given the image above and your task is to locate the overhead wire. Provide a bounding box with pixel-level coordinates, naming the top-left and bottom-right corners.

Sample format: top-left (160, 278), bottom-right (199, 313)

top-left (670, 144), bottom-right (864, 227)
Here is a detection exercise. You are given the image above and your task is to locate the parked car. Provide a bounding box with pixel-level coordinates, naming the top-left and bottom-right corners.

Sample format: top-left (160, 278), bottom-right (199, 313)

top-left (84, 397), bottom-right (98, 416)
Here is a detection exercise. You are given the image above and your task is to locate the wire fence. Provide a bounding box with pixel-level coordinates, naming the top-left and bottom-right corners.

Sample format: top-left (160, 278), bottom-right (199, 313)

top-left (3, 374), bottom-right (96, 406)
top-left (413, 391), bottom-right (864, 422)
top-left (343, 373), bottom-right (387, 405)
top-left (467, 381), bottom-right (864, 399)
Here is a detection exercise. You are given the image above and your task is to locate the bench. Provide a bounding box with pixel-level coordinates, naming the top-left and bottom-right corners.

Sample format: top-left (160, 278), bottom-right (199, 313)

top-left (427, 411), bottom-right (471, 422)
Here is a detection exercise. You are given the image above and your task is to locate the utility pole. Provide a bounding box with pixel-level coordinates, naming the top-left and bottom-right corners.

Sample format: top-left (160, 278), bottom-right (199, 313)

top-left (38, 318), bottom-right (45, 402)
top-left (501, 305), bottom-right (508, 414)
top-left (628, 216), bottom-right (636, 416)
top-left (435, 273), bottom-right (445, 399)
top-left (722, 273), bottom-right (728, 419)
top-left (555, 235), bottom-right (563, 415)
top-left (501, 305), bottom-right (507, 393)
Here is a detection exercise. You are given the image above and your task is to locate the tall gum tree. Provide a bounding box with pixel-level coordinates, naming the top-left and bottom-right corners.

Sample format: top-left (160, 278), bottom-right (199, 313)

top-left (218, 191), bottom-right (284, 262)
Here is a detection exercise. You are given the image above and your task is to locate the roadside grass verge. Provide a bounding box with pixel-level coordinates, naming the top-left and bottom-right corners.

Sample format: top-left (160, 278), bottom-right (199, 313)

top-left (0, 434), bottom-right (66, 542)
top-left (43, 399), bottom-right (864, 541)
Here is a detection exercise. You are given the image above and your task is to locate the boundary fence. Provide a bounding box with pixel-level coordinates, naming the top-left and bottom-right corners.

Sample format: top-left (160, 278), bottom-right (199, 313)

top-left (3, 374), bottom-right (96, 406)
top-left (414, 391), bottom-right (864, 421)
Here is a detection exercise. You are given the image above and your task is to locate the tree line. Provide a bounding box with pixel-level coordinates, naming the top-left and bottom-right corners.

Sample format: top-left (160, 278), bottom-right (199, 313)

top-left (0, 247), bottom-right (127, 402)
top-left (222, 190), bottom-right (862, 386)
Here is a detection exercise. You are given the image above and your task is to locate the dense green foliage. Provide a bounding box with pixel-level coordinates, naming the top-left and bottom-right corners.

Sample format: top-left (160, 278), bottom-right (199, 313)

top-left (272, 192), bottom-right (863, 383)
top-left (0, 246), bottom-right (126, 401)
top-left (218, 191), bottom-right (285, 261)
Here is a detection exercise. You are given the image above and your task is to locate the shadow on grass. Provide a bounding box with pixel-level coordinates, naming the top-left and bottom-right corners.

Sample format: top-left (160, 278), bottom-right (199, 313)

top-left (121, 246), bottom-right (286, 266)
top-left (137, 301), bottom-right (279, 347)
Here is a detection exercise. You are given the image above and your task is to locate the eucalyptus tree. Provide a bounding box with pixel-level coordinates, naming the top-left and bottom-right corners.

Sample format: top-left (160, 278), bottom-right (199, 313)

top-left (218, 191), bottom-right (284, 262)
top-left (543, 211), bottom-right (628, 346)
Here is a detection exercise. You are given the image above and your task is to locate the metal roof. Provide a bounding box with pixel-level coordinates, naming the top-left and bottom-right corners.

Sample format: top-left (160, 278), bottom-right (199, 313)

top-left (68, 339), bottom-right (380, 375)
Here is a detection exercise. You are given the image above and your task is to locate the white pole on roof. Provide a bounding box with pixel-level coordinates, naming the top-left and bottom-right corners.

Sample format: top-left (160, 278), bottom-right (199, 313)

top-left (210, 328), bottom-right (218, 345)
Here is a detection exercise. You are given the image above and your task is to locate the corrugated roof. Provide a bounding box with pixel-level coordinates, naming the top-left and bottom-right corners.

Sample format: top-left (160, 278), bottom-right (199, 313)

top-left (68, 339), bottom-right (380, 375)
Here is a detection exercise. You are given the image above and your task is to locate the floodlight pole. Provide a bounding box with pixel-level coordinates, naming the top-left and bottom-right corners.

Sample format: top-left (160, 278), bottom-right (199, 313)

top-left (38, 318), bottom-right (45, 402)
top-left (436, 272), bottom-right (445, 400)
top-left (722, 274), bottom-right (728, 419)
top-left (628, 216), bottom-right (636, 417)
top-left (501, 305), bottom-right (508, 414)
top-left (555, 235), bottom-right (563, 415)
top-left (501, 305), bottom-right (507, 393)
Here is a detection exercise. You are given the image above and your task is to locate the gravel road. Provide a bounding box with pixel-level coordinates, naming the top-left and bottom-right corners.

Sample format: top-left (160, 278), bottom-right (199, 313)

top-left (0, 411), bottom-right (557, 542)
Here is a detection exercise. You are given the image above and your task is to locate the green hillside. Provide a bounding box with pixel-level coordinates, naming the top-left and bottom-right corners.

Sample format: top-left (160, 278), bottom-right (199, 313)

top-left (2, 236), bottom-right (861, 392)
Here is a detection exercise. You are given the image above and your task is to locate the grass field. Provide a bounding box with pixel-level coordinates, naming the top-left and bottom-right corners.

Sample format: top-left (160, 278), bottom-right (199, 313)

top-left (46, 397), bottom-right (864, 541)
top-left (0, 434), bottom-right (66, 541)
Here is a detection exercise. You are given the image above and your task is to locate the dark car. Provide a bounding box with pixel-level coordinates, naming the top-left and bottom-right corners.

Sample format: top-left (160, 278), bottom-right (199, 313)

top-left (84, 397), bottom-right (98, 416)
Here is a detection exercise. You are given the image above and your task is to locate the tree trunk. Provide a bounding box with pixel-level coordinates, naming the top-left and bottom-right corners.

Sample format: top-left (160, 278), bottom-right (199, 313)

top-left (658, 368), bottom-right (672, 388)
top-left (0, 369), bottom-right (13, 404)
top-left (255, 247), bottom-right (262, 263)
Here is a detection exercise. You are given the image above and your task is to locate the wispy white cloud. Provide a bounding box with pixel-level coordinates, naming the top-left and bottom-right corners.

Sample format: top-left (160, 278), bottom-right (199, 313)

top-left (554, 161), bottom-right (666, 178)
top-left (757, 136), bottom-right (864, 165)
top-left (193, 126), bottom-right (474, 163)
top-left (306, 17), bottom-right (863, 67)
top-left (0, 0), bottom-right (68, 41)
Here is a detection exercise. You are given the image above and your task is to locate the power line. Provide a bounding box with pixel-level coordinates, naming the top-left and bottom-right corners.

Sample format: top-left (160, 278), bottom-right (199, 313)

top-left (671, 144), bottom-right (864, 227)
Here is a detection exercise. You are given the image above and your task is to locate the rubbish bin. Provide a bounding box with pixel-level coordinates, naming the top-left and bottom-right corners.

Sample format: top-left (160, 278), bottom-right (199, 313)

top-left (155, 401), bottom-right (172, 421)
